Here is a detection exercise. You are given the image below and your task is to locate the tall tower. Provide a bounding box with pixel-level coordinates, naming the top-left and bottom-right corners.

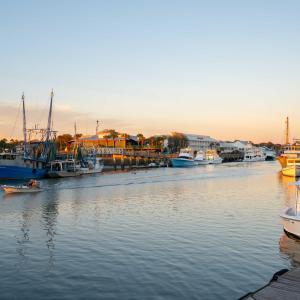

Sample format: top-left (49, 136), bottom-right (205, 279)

top-left (285, 116), bottom-right (290, 145)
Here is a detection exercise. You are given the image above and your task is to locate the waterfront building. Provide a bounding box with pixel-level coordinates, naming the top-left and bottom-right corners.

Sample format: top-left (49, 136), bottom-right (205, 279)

top-left (80, 131), bottom-right (138, 149)
top-left (185, 134), bottom-right (218, 151)
top-left (218, 140), bottom-right (252, 153)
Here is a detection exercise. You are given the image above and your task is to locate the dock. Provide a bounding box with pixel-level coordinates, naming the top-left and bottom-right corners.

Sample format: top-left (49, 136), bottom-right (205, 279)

top-left (240, 268), bottom-right (300, 300)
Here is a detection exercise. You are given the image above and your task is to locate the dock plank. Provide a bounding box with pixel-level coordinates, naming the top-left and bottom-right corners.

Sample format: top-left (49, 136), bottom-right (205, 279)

top-left (241, 268), bottom-right (300, 300)
top-left (255, 287), bottom-right (300, 300)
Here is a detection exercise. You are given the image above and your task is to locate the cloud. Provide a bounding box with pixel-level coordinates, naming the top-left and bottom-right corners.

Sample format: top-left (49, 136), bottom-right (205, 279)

top-left (0, 102), bottom-right (134, 139)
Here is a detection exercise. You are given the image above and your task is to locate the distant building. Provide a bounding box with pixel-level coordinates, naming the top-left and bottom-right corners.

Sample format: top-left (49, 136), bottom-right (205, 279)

top-left (185, 134), bottom-right (218, 151)
top-left (80, 131), bottom-right (138, 149)
top-left (219, 140), bottom-right (252, 153)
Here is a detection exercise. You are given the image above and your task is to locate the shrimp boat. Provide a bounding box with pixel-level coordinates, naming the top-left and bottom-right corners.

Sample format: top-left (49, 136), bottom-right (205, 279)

top-left (171, 148), bottom-right (197, 167)
top-left (280, 182), bottom-right (300, 239)
top-left (0, 92), bottom-right (57, 180)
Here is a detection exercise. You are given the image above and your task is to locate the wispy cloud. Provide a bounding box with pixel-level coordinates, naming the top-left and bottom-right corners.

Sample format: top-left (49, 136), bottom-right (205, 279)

top-left (0, 102), bottom-right (134, 139)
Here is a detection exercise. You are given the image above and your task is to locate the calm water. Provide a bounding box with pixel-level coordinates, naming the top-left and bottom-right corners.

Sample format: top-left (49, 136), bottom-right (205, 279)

top-left (1, 162), bottom-right (300, 299)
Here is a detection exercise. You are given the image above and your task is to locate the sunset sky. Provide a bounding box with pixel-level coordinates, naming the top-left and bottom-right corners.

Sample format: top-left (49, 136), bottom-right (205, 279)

top-left (1, 0), bottom-right (300, 143)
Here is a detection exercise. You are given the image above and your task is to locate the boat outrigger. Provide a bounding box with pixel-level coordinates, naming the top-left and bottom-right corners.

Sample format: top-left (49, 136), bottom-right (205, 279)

top-left (0, 91), bottom-right (57, 180)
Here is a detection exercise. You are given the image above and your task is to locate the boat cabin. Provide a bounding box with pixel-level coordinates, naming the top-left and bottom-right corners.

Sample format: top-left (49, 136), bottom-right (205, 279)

top-left (50, 160), bottom-right (77, 172)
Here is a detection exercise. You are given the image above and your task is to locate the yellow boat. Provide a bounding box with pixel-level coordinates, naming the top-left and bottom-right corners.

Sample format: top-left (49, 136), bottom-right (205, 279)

top-left (278, 145), bottom-right (300, 177)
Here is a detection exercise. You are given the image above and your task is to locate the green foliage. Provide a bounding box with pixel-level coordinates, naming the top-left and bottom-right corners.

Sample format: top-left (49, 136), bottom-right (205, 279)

top-left (0, 138), bottom-right (19, 151)
top-left (167, 132), bottom-right (188, 153)
top-left (56, 134), bottom-right (73, 150)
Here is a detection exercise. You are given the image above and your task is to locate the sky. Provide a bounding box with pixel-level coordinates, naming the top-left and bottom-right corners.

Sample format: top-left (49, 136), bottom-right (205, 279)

top-left (1, 0), bottom-right (300, 143)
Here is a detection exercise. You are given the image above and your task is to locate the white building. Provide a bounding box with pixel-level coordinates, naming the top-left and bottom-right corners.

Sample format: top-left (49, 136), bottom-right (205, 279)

top-left (185, 134), bottom-right (218, 151)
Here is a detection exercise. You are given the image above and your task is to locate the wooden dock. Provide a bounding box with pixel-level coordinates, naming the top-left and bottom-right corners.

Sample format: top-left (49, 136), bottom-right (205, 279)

top-left (240, 268), bottom-right (300, 300)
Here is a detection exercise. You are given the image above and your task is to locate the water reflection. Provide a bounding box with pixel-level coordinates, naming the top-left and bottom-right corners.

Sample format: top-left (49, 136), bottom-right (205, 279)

top-left (41, 189), bottom-right (59, 269)
top-left (279, 233), bottom-right (300, 267)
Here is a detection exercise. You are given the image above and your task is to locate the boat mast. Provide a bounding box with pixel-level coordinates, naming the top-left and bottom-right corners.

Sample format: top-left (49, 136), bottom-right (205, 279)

top-left (46, 89), bottom-right (54, 142)
top-left (285, 116), bottom-right (290, 145)
top-left (96, 120), bottom-right (99, 136)
top-left (296, 185), bottom-right (299, 216)
top-left (22, 93), bottom-right (27, 156)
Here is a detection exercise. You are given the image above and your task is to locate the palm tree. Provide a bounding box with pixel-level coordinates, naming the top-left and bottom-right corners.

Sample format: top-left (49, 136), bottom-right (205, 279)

top-left (137, 133), bottom-right (145, 148)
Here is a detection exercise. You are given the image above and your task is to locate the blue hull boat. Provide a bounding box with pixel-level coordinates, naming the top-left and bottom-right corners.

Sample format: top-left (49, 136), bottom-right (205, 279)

top-left (171, 158), bottom-right (197, 167)
top-left (0, 165), bottom-right (46, 180)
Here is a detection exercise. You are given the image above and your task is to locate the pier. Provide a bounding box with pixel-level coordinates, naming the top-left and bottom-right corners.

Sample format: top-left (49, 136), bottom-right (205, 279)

top-left (240, 268), bottom-right (300, 299)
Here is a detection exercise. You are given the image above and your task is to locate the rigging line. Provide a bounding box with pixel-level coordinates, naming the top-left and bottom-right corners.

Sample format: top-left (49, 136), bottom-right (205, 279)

top-left (9, 101), bottom-right (22, 140)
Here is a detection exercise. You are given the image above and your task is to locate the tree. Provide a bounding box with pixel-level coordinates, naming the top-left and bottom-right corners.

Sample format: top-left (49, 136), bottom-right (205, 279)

top-left (56, 134), bottom-right (73, 150)
top-left (167, 132), bottom-right (188, 153)
top-left (102, 129), bottom-right (119, 148)
top-left (137, 133), bottom-right (145, 148)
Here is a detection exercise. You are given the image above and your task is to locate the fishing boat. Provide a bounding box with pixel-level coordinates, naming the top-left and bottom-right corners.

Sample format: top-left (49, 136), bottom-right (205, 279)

top-left (278, 145), bottom-right (300, 177)
top-left (281, 182), bottom-right (300, 239)
top-left (171, 148), bottom-right (197, 167)
top-left (194, 151), bottom-right (209, 165)
top-left (0, 92), bottom-right (57, 180)
top-left (206, 149), bottom-right (223, 164)
top-left (47, 159), bottom-right (83, 178)
top-left (80, 156), bottom-right (104, 174)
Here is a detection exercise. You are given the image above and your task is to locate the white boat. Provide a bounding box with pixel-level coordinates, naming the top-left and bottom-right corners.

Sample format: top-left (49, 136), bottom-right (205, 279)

top-left (278, 145), bottom-right (300, 177)
top-left (79, 157), bottom-right (104, 174)
top-left (171, 148), bottom-right (197, 167)
top-left (281, 182), bottom-right (300, 238)
top-left (206, 150), bottom-right (223, 164)
top-left (261, 147), bottom-right (276, 161)
top-left (1, 180), bottom-right (43, 194)
top-left (243, 146), bottom-right (265, 162)
top-left (47, 159), bottom-right (83, 178)
top-left (194, 151), bottom-right (209, 165)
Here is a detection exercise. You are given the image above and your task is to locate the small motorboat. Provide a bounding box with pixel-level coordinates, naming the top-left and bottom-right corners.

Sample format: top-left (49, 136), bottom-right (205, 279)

top-left (280, 182), bottom-right (300, 238)
top-left (1, 180), bottom-right (43, 194)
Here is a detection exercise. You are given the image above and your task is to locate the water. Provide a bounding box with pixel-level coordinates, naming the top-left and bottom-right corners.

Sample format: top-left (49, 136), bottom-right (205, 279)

top-left (1, 162), bottom-right (300, 299)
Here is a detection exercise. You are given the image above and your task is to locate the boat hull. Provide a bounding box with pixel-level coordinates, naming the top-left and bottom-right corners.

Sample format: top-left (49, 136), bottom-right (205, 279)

top-left (0, 165), bottom-right (46, 180)
top-left (281, 208), bottom-right (300, 238)
top-left (195, 160), bottom-right (209, 165)
top-left (243, 157), bottom-right (265, 162)
top-left (171, 158), bottom-right (197, 167)
top-left (80, 164), bottom-right (104, 174)
top-left (47, 171), bottom-right (82, 178)
top-left (2, 185), bottom-right (43, 194)
top-left (282, 165), bottom-right (300, 177)
top-left (208, 158), bottom-right (223, 164)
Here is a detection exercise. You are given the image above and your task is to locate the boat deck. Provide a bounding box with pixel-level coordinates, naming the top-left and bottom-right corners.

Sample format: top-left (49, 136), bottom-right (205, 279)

top-left (241, 268), bottom-right (300, 300)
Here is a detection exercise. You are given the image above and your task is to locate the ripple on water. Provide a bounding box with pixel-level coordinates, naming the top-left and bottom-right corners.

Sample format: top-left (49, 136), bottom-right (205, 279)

top-left (0, 162), bottom-right (298, 299)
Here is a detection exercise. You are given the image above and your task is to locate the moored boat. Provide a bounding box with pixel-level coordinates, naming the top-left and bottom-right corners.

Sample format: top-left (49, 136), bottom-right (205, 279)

top-left (0, 92), bottom-right (57, 180)
top-left (171, 148), bottom-right (197, 167)
top-left (194, 151), bottom-right (209, 165)
top-left (261, 146), bottom-right (276, 161)
top-left (79, 156), bottom-right (104, 174)
top-left (278, 145), bottom-right (300, 177)
top-left (47, 159), bottom-right (83, 178)
top-left (243, 146), bottom-right (265, 162)
top-left (281, 182), bottom-right (300, 238)
top-left (206, 149), bottom-right (223, 164)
